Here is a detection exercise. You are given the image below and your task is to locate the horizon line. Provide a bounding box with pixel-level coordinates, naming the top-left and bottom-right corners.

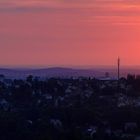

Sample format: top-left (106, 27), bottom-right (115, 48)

top-left (1, 65), bottom-right (140, 69)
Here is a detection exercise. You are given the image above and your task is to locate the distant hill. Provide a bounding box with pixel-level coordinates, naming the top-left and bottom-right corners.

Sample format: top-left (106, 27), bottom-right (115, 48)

top-left (0, 67), bottom-right (140, 79)
top-left (0, 67), bottom-right (104, 79)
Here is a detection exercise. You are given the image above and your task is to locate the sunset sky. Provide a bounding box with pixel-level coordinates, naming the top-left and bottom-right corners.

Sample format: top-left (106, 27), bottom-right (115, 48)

top-left (0, 0), bottom-right (140, 68)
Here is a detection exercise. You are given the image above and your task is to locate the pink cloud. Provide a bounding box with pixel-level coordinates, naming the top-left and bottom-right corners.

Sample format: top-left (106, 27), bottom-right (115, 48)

top-left (0, 0), bottom-right (140, 66)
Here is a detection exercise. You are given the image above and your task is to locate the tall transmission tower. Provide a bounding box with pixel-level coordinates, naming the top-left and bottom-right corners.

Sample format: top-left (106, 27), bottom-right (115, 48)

top-left (117, 57), bottom-right (120, 93)
top-left (118, 57), bottom-right (120, 80)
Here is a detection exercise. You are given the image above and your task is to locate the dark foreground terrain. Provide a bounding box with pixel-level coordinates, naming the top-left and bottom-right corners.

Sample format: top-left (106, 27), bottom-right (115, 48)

top-left (0, 74), bottom-right (140, 140)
